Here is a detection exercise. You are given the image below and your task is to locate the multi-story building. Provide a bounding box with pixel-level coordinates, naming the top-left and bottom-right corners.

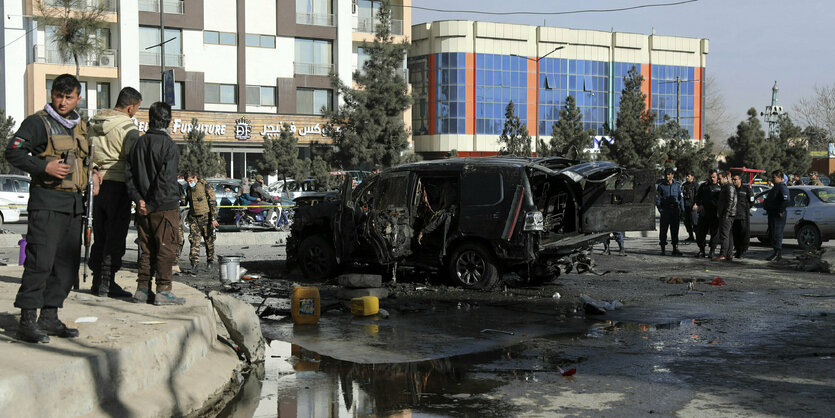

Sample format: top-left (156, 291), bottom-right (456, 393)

top-left (0, 0), bottom-right (411, 178)
top-left (407, 21), bottom-right (708, 158)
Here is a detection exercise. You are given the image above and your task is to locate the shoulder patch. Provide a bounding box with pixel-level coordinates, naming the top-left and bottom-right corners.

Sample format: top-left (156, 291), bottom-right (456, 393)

top-left (11, 138), bottom-right (25, 149)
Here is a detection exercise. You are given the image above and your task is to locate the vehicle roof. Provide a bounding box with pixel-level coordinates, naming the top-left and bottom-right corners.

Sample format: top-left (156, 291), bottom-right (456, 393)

top-left (0, 174), bottom-right (30, 180)
top-left (392, 157), bottom-right (535, 172)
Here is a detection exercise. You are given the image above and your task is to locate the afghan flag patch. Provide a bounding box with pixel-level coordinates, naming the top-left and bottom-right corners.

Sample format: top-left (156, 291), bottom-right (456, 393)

top-left (11, 138), bottom-right (24, 149)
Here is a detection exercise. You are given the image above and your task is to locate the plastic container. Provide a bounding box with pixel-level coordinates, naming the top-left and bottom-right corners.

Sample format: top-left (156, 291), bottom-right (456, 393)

top-left (291, 286), bottom-right (321, 325)
top-left (218, 254), bottom-right (244, 283)
top-left (350, 296), bottom-right (379, 316)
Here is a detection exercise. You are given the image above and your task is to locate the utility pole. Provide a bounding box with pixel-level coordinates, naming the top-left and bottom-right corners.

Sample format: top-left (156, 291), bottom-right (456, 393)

top-left (159, 0), bottom-right (165, 98)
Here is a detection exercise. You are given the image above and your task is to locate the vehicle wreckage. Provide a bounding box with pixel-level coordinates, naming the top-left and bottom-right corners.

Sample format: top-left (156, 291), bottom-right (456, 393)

top-left (287, 157), bottom-right (656, 289)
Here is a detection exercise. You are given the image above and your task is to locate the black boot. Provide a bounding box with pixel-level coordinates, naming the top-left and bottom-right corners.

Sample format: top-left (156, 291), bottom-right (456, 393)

top-left (767, 250), bottom-right (782, 261)
top-left (17, 309), bottom-right (49, 343)
top-left (95, 271), bottom-right (110, 297)
top-left (672, 245), bottom-right (682, 256)
top-left (108, 281), bottom-right (133, 298)
top-left (708, 247), bottom-right (716, 259)
top-left (660, 245), bottom-right (666, 256)
top-left (38, 307), bottom-right (79, 338)
top-left (695, 248), bottom-right (705, 258)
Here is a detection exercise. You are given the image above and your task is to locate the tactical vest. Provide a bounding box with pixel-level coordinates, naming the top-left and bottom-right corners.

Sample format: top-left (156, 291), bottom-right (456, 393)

top-left (189, 180), bottom-right (210, 216)
top-left (31, 110), bottom-right (89, 192)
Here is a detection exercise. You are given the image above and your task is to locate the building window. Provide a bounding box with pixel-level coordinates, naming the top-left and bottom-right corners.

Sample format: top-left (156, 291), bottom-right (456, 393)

top-left (246, 85), bottom-right (276, 107)
top-left (356, 47), bottom-right (370, 72)
top-left (296, 88), bottom-right (332, 114)
top-left (139, 80), bottom-right (183, 109)
top-left (356, 0), bottom-right (402, 35)
top-left (294, 39), bottom-right (332, 75)
top-left (296, 0), bottom-right (334, 26)
top-left (139, 26), bottom-right (182, 67)
top-left (205, 83), bottom-right (237, 104)
top-left (407, 56), bottom-right (429, 135)
top-left (537, 57), bottom-right (609, 136)
top-left (138, 0), bottom-right (184, 14)
top-left (245, 34), bottom-right (276, 48)
top-left (204, 31), bottom-right (236, 46)
top-left (97, 83), bottom-right (110, 110)
top-left (650, 64), bottom-right (696, 137)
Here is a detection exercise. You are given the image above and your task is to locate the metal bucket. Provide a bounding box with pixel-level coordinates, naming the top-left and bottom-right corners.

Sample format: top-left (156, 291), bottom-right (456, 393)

top-left (218, 254), bottom-right (244, 283)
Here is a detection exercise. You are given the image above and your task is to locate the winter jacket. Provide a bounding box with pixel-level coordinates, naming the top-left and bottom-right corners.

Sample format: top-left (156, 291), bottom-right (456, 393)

top-left (125, 128), bottom-right (181, 212)
top-left (87, 109), bottom-right (139, 182)
top-left (682, 180), bottom-right (696, 205)
top-left (716, 182), bottom-right (737, 219)
top-left (764, 182), bottom-right (790, 215)
top-left (656, 180), bottom-right (685, 212)
top-left (695, 180), bottom-right (722, 215)
top-left (734, 184), bottom-right (753, 220)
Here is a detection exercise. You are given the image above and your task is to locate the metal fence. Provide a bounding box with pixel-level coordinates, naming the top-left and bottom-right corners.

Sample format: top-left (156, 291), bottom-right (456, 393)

top-left (35, 45), bottom-right (117, 68)
top-left (353, 17), bottom-right (403, 36)
top-left (294, 62), bottom-right (334, 76)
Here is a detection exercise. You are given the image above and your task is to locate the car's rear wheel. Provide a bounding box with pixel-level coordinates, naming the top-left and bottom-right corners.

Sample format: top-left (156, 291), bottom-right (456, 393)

top-left (447, 242), bottom-right (500, 290)
top-left (797, 224), bottom-right (822, 250)
top-left (297, 234), bottom-right (338, 280)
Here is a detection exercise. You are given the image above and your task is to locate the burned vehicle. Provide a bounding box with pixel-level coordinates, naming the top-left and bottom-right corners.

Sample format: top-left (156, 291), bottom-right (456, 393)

top-left (287, 157), bottom-right (656, 289)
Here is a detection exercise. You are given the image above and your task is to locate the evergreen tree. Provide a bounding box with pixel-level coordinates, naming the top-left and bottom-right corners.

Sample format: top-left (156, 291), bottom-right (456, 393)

top-left (0, 110), bottom-right (15, 174)
top-left (659, 117), bottom-right (715, 179)
top-left (602, 66), bottom-right (662, 170)
top-left (498, 100), bottom-right (532, 156)
top-left (726, 108), bottom-right (773, 171)
top-left (258, 123), bottom-right (305, 183)
top-left (542, 95), bottom-right (593, 159)
top-left (179, 118), bottom-right (225, 178)
top-left (310, 156), bottom-right (336, 191)
top-left (771, 114), bottom-right (811, 177)
top-left (36, 0), bottom-right (109, 77)
top-left (324, 0), bottom-right (411, 170)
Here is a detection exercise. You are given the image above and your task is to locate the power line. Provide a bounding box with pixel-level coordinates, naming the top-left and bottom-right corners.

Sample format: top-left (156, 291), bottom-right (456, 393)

top-left (407, 0), bottom-right (699, 16)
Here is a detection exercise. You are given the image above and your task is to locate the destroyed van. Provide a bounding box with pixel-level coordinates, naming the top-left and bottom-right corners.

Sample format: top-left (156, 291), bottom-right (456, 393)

top-left (287, 157), bottom-right (656, 289)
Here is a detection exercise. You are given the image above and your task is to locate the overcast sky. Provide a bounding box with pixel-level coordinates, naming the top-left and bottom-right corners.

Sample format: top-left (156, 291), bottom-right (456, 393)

top-left (411, 0), bottom-right (834, 130)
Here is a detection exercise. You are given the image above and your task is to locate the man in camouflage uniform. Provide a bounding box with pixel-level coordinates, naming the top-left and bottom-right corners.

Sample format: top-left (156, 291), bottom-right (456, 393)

top-left (183, 173), bottom-right (218, 272)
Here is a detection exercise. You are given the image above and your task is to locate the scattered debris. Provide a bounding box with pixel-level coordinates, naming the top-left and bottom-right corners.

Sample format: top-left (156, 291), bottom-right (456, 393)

top-left (140, 321), bottom-right (166, 325)
top-left (378, 308), bottom-right (390, 319)
top-left (74, 317), bottom-right (97, 323)
top-left (481, 328), bottom-right (514, 335)
top-left (795, 248), bottom-right (832, 273)
top-left (664, 277), bottom-right (685, 284)
top-left (580, 294), bottom-right (622, 315)
top-left (557, 366), bottom-right (577, 376)
top-left (241, 274), bottom-right (261, 281)
top-left (709, 277), bottom-right (727, 286)
top-left (552, 292), bottom-right (561, 300)
top-left (338, 274), bottom-right (383, 289)
top-left (210, 291), bottom-right (266, 363)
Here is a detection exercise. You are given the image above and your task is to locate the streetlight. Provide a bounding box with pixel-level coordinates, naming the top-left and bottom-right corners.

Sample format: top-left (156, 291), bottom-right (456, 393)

top-left (511, 45), bottom-right (565, 156)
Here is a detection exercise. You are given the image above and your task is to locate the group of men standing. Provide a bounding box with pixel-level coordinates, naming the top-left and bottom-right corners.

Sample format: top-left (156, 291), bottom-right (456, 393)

top-left (656, 168), bottom-right (790, 262)
top-left (6, 73), bottom-right (217, 344)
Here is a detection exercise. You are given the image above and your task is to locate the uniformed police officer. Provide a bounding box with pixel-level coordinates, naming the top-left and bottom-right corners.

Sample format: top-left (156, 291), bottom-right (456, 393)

top-left (5, 74), bottom-right (100, 343)
top-left (681, 172), bottom-right (697, 241)
top-left (693, 169), bottom-right (722, 258)
top-left (656, 168), bottom-right (684, 256)
top-left (732, 174), bottom-right (753, 259)
top-left (184, 173), bottom-right (218, 272)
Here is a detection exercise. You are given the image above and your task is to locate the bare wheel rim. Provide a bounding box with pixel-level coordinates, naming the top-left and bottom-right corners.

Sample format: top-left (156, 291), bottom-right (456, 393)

top-left (303, 244), bottom-right (327, 276)
top-left (455, 250), bottom-right (486, 285)
top-left (799, 226), bottom-right (817, 247)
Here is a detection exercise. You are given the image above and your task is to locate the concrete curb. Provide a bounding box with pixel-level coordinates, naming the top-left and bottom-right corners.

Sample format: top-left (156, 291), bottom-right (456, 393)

top-left (0, 268), bottom-right (243, 417)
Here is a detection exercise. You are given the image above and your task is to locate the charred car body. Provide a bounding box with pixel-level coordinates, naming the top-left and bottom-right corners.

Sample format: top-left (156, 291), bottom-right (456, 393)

top-left (287, 157), bottom-right (656, 289)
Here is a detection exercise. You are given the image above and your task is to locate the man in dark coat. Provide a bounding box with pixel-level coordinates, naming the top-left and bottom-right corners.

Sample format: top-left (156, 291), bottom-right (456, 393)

top-left (713, 172), bottom-right (737, 261)
top-left (656, 168), bottom-right (684, 256)
top-left (732, 174), bottom-right (753, 259)
top-left (681, 172), bottom-right (697, 241)
top-left (693, 169), bottom-right (722, 258)
top-left (764, 170), bottom-right (790, 261)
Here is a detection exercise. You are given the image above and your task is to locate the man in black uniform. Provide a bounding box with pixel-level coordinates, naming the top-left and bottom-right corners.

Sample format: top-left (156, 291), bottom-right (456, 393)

top-left (693, 169), bottom-right (721, 258)
top-left (681, 172), bottom-right (696, 241)
top-left (656, 168), bottom-right (684, 256)
top-left (5, 74), bottom-right (100, 343)
top-left (731, 174), bottom-right (753, 259)
top-left (713, 172), bottom-right (737, 261)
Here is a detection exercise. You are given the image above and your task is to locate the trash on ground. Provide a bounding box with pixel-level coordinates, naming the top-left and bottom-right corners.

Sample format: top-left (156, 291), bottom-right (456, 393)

top-left (580, 294), bottom-right (621, 314)
top-left (552, 292), bottom-right (561, 300)
top-left (74, 317), bottom-right (97, 323)
top-left (709, 277), bottom-right (727, 286)
top-left (140, 321), bottom-right (166, 325)
top-left (241, 274), bottom-right (261, 281)
top-left (557, 366), bottom-right (577, 376)
top-left (350, 296), bottom-right (379, 316)
top-left (664, 277), bottom-right (685, 284)
top-left (481, 328), bottom-right (515, 335)
top-left (378, 308), bottom-right (390, 319)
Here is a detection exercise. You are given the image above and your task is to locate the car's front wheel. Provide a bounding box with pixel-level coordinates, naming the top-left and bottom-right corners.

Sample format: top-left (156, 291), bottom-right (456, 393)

top-left (447, 242), bottom-right (500, 290)
top-left (797, 224), bottom-right (822, 250)
top-left (297, 234), bottom-right (338, 280)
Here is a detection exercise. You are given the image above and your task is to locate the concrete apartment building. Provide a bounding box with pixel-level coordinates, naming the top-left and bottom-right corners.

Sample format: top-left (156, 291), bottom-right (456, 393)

top-left (0, 0), bottom-right (411, 178)
top-left (408, 21), bottom-right (708, 157)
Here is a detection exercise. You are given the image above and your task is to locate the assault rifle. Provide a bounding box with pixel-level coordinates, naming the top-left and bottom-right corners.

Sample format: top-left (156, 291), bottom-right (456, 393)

top-left (80, 143), bottom-right (96, 289)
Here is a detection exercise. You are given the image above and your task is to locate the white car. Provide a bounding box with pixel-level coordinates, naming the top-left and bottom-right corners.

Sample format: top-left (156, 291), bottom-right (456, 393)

top-left (750, 186), bottom-right (835, 249)
top-left (0, 174), bottom-right (29, 225)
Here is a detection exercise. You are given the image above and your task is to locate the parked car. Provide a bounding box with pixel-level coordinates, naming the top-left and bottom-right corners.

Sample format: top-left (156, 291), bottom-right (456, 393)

top-left (750, 185), bottom-right (835, 249)
top-left (179, 178), bottom-right (242, 230)
top-left (287, 157), bottom-right (656, 289)
top-left (0, 174), bottom-right (29, 224)
top-left (750, 183), bottom-right (771, 196)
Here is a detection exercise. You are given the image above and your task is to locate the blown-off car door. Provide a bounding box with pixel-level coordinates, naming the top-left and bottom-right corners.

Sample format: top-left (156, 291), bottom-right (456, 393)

top-left (577, 166), bottom-right (656, 232)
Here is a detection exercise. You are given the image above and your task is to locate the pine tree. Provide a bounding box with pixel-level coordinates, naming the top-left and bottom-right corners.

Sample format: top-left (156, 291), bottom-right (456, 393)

top-left (542, 95), bottom-right (593, 159)
top-left (726, 108), bottom-right (773, 171)
top-left (36, 0), bottom-right (109, 77)
top-left (310, 156), bottom-right (336, 191)
top-left (771, 114), bottom-right (811, 177)
top-left (0, 110), bottom-right (15, 174)
top-left (602, 66), bottom-right (662, 169)
top-left (324, 0), bottom-right (412, 170)
top-left (659, 117), bottom-right (715, 179)
top-left (258, 123), bottom-right (305, 183)
top-left (498, 100), bottom-right (532, 156)
top-left (179, 118), bottom-right (225, 178)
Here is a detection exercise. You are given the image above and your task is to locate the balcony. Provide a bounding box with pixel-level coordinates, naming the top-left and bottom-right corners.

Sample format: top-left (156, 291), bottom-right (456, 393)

top-left (294, 61), bottom-right (333, 76)
top-left (139, 51), bottom-right (184, 67)
top-left (138, 0), bottom-right (185, 14)
top-left (353, 17), bottom-right (403, 36)
top-left (296, 12), bottom-right (335, 27)
top-left (34, 45), bottom-right (118, 67)
top-left (43, 0), bottom-right (117, 13)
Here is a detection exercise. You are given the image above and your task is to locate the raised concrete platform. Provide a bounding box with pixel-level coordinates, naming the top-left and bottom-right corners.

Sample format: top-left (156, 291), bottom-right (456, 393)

top-left (0, 267), bottom-right (242, 418)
